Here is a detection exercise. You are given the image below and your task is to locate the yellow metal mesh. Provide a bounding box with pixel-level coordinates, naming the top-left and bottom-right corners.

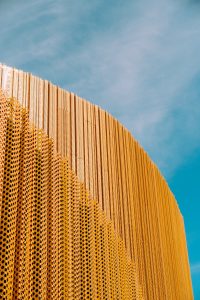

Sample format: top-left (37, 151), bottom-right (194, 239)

top-left (0, 63), bottom-right (194, 299)
top-left (0, 94), bottom-right (143, 299)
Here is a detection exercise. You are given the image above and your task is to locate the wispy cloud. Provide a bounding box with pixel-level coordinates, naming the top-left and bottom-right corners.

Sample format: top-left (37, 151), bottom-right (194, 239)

top-left (0, 0), bottom-right (200, 178)
top-left (191, 262), bottom-right (200, 274)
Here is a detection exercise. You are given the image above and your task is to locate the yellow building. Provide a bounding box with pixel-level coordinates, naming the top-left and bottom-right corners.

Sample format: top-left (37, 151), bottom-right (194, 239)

top-left (0, 64), bottom-right (193, 299)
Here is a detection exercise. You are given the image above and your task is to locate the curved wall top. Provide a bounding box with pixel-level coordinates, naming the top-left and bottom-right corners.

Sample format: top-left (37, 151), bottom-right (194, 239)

top-left (0, 63), bottom-right (193, 299)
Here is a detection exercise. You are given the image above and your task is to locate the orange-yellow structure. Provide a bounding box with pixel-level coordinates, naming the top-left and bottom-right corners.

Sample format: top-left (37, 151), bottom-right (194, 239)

top-left (0, 64), bottom-right (193, 299)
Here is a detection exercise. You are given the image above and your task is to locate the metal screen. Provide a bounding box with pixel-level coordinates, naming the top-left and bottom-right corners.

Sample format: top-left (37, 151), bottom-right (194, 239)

top-left (0, 63), bottom-right (194, 299)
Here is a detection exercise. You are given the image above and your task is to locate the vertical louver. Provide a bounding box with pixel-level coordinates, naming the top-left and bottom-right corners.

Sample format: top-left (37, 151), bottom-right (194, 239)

top-left (0, 64), bottom-right (193, 299)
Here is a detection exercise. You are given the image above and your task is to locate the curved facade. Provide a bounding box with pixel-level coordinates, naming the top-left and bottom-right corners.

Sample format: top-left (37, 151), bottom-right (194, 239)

top-left (0, 64), bottom-right (193, 299)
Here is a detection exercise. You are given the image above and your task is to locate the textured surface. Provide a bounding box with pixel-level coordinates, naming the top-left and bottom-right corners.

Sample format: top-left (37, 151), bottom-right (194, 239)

top-left (0, 64), bottom-right (193, 299)
top-left (0, 93), bottom-right (143, 299)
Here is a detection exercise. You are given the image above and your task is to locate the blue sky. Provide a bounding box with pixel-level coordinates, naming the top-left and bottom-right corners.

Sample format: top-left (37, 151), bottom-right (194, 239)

top-left (0, 0), bottom-right (200, 297)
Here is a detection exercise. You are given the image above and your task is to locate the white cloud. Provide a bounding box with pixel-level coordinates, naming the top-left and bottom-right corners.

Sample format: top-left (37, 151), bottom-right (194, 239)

top-left (1, 0), bottom-right (200, 178)
top-left (57, 0), bottom-right (200, 177)
top-left (191, 262), bottom-right (200, 274)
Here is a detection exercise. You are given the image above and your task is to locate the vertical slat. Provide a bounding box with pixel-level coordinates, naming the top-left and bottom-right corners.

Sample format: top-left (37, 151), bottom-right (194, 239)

top-left (71, 93), bottom-right (76, 172)
top-left (94, 105), bottom-right (103, 209)
top-left (0, 64), bottom-right (193, 300)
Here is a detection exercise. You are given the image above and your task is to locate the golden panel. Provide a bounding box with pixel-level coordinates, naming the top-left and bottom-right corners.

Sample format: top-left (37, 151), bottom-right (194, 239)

top-left (0, 63), bottom-right (193, 299)
top-left (0, 93), bottom-right (143, 299)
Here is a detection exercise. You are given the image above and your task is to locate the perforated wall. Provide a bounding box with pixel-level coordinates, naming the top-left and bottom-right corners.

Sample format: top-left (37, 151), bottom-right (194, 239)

top-left (0, 93), bottom-right (144, 299)
top-left (0, 63), bottom-right (194, 299)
